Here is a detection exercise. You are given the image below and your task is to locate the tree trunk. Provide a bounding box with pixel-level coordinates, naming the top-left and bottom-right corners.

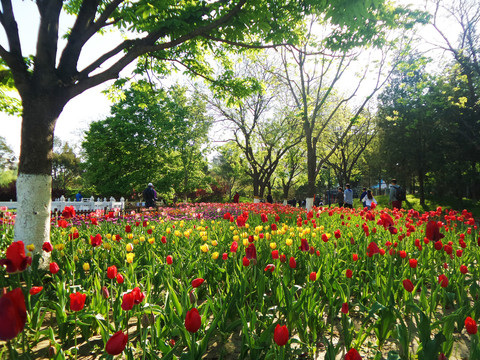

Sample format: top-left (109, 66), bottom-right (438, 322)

top-left (306, 143), bottom-right (317, 199)
top-left (14, 94), bottom-right (65, 266)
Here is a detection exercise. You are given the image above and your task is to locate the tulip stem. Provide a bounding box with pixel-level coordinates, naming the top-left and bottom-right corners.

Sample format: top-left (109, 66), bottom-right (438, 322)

top-left (74, 312), bottom-right (78, 360)
top-left (7, 340), bottom-right (17, 360)
top-left (191, 332), bottom-right (196, 360)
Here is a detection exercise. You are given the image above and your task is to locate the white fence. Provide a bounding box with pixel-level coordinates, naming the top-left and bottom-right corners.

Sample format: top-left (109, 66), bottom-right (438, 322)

top-left (0, 196), bottom-right (125, 212)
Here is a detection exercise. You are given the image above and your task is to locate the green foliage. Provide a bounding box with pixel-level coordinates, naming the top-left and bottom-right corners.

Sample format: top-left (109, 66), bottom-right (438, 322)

top-left (82, 82), bottom-right (211, 199)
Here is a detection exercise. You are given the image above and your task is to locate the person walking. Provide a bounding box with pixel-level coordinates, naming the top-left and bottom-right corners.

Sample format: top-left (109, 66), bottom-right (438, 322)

top-left (143, 183), bottom-right (156, 208)
top-left (344, 183), bottom-right (353, 208)
top-left (389, 179), bottom-right (402, 210)
top-left (336, 187), bottom-right (344, 207)
top-left (360, 187), bottom-right (367, 208)
top-left (361, 189), bottom-right (377, 210)
top-left (75, 191), bottom-right (83, 202)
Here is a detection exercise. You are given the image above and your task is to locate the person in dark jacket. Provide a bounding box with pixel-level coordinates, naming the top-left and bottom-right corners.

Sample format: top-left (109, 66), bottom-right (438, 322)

top-left (143, 183), bottom-right (156, 208)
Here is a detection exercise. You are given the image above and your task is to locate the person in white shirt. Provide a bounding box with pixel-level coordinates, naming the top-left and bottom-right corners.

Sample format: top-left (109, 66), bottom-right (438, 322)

top-left (361, 189), bottom-right (377, 210)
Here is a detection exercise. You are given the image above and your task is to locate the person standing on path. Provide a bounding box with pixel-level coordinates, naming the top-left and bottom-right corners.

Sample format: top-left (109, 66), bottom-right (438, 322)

top-left (389, 179), bottom-right (402, 210)
top-left (360, 187), bottom-right (367, 208)
top-left (143, 183), bottom-right (156, 208)
top-left (344, 183), bottom-right (353, 208)
top-left (336, 187), bottom-right (344, 208)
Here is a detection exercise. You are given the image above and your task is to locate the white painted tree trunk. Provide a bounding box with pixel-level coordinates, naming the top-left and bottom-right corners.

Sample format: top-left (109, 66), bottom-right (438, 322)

top-left (306, 197), bottom-right (314, 211)
top-left (14, 173), bottom-right (52, 268)
top-left (283, 199), bottom-right (287, 205)
top-left (253, 197), bottom-right (261, 204)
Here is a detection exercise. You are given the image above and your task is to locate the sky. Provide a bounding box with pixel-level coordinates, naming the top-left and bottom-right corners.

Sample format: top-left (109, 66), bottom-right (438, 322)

top-left (0, 0), bottom-right (459, 158)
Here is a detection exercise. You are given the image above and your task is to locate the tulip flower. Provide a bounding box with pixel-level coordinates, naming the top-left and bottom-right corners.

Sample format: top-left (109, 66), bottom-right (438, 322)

top-left (264, 264), bottom-right (275, 273)
top-left (29, 286), bottom-right (43, 296)
top-left (50, 262), bottom-right (60, 274)
top-left (0, 288), bottom-right (27, 341)
top-left (242, 257), bottom-right (250, 266)
top-left (460, 265), bottom-right (468, 274)
top-left (185, 308), bottom-right (201, 333)
top-left (310, 272), bottom-right (317, 281)
top-left (426, 220), bottom-right (445, 241)
top-left (0, 241), bottom-right (32, 273)
top-left (131, 287), bottom-right (145, 304)
top-left (438, 274), bottom-right (448, 288)
top-left (107, 265), bottom-right (118, 279)
top-left (121, 292), bottom-right (135, 311)
top-left (70, 292), bottom-right (87, 312)
top-left (273, 324), bottom-right (289, 346)
top-left (409, 259), bottom-right (418, 268)
top-left (116, 273), bottom-right (125, 284)
top-left (289, 256), bottom-right (296, 269)
top-left (42, 241), bottom-right (53, 252)
top-left (166, 255), bottom-right (173, 265)
top-left (345, 348), bottom-right (362, 360)
top-left (90, 233), bottom-right (102, 247)
top-left (341, 302), bottom-right (349, 314)
top-left (465, 316), bottom-right (477, 335)
top-left (402, 279), bottom-right (414, 293)
top-left (62, 205), bottom-right (76, 219)
top-left (192, 278), bottom-right (205, 288)
top-left (105, 331), bottom-right (128, 355)
top-left (245, 243), bottom-right (257, 259)
top-left (230, 241), bottom-right (238, 253)
top-left (346, 269), bottom-right (353, 278)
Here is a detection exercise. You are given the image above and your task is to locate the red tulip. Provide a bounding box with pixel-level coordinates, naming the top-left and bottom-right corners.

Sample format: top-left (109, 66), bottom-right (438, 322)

top-left (264, 264), bottom-right (275, 273)
top-left (299, 238), bottom-right (309, 252)
top-left (465, 316), bottom-right (477, 335)
top-left (105, 331), bottom-right (128, 355)
top-left (409, 259), bottom-right (418, 268)
top-left (166, 255), bottom-right (173, 265)
top-left (121, 292), bottom-right (135, 311)
top-left (42, 241), bottom-right (53, 252)
top-left (185, 308), bottom-right (201, 333)
top-left (230, 241), bottom-right (238, 253)
top-left (107, 265), bottom-right (118, 279)
top-left (289, 256), bottom-right (296, 269)
top-left (90, 233), bottom-right (102, 247)
top-left (426, 220), bottom-right (444, 241)
top-left (341, 302), bottom-right (349, 314)
top-left (70, 292), bottom-right (86, 312)
top-left (273, 324), bottom-right (289, 346)
top-left (0, 288), bottom-right (27, 341)
top-left (116, 273), bottom-right (125, 284)
top-left (271, 250), bottom-right (279, 259)
top-left (345, 348), bottom-right (362, 360)
top-left (352, 254), bottom-right (358, 261)
top-left (192, 278), bottom-right (205, 288)
top-left (0, 241), bottom-right (32, 273)
top-left (125, 225), bottom-right (132, 233)
top-left (131, 287), bottom-right (145, 304)
top-left (102, 286), bottom-right (110, 299)
top-left (222, 252), bottom-right (228, 260)
top-left (438, 274), bottom-right (448, 288)
top-left (62, 205), bottom-right (76, 219)
top-left (279, 254), bottom-right (286, 263)
top-left (346, 269), bottom-right (353, 278)
top-left (49, 262), bottom-right (60, 274)
top-left (242, 257), bottom-right (250, 266)
top-left (403, 279), bottom-right (414, 293)
top-left (29, 286), bottom-right (43, 296)
top-left (460, 265), bottom-right (468, 274)
top-left (310, 272), bottom-right (317, 281)
top-left (245, 243), bottom-right (257, 259)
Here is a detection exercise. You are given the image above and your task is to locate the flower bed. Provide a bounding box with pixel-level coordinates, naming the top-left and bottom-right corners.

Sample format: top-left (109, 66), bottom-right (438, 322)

top-left (0, 203), bottom-right (478, 359)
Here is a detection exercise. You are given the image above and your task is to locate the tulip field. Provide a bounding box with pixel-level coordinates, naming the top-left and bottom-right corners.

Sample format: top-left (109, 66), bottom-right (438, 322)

top-left (0, 203), bottom-right (479, 359)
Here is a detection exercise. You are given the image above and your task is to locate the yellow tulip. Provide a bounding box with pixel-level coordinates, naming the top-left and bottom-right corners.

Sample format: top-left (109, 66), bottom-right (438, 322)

top-left (270, 242), bottom-right (277, 249)
top-left (126, 253), bottom-right (135, 263)
top-left (83, 262), bottom-right (90, 271)
top-left (148, 237), bottom-right (155, 244)
top-left (126, 243), bottom-right (134, 252)
top-left (212, 252), bottom-right (219, 260)
top-left (243, 238), bottom-right (249, 246)
top-left (26, 244), bottom-right (35, 252)
top-left (286, 238), bottom-right (293, 246)
top-left (140, 236), bottom-right (145, 242)
top-left (127, 234), bottom-right (133, 239)
top-left (211, 240), bottom-right (218, 246)
top-left (200, 244), bottom-right (209, 253)
top-left (106, 233), bottom-right (112, 239)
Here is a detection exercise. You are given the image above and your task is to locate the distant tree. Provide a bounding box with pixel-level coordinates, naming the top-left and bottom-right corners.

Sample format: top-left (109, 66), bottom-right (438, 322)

top-left (211, 143), bottom-right (249, 201)
top-left (52, 139), bottom-right (81, 193)
top-left (0, 135), bottom-right (16, 171)
top-left (82, 82), bottom-right (211, 199)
